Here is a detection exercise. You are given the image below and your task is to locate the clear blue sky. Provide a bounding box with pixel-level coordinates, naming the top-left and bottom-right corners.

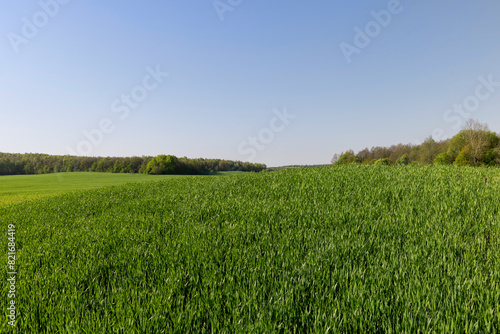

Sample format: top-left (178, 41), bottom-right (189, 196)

top-left (1, 1), bottom-right (499, 166)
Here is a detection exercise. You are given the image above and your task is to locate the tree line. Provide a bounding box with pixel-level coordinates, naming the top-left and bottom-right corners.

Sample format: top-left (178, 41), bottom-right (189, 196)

top-left (332, 120), bottom-right (500, 167)
top-left (0, 153), bottom-right (267, 176)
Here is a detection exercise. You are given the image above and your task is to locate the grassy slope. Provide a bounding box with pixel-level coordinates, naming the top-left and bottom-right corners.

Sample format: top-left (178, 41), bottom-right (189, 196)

top-left (0, 172), bottom-right (192, 206)
top-left (1, 166), bottom-right (500, 332)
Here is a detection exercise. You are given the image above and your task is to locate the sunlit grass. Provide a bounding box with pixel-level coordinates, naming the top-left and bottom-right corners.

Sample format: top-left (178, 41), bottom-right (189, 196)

top-left (0, 172), bottom-right (190, 206)
top-left (1, 166), bottom-right (499, 332)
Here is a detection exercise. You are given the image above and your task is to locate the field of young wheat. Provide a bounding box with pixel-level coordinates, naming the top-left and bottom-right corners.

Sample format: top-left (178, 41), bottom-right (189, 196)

top-left (0, 172), bottom-right (188, 207)
top-left (1, 166), bottom-right (500, 332)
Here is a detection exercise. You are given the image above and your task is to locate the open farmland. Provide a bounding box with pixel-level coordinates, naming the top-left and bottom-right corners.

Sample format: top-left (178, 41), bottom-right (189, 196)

top-left (0, 172), bottom-right (194, 207)
top-left (1, 166), bottom-right (500, 332)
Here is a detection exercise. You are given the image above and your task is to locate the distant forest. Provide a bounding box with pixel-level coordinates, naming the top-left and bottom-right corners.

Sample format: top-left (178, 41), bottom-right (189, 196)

top-left (333, 120), bottom-right (500, 167)
top-left (0, 153), bottom-right (267, 176)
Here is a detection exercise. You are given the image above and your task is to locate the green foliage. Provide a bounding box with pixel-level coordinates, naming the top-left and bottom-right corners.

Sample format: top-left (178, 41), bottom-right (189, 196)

top-left (454, 152), bottom-right (470, 166)
top-left (145, 155), bottom-right (180, 175)
top-left (487, 131), bottom-right (500, 147)
top-left (483, 149), bottom-right (498, 166)
top-left (0, 153), bottom-right (266, 176)
top-left (332, 121), bottom-right (500, 168)
top-left (447, 131), bottom-right (466, 162)
top-left (415, 136), bottom-right (440, 164)
top-left (374, 158), bottom-right (391, 166)
top-left (396, 153), bottom-right (410, 166)
top-left (434, 152), bottom-right (451, 165)
top-left (334, 150), bottom-right (360, 165)
top-left (2, 166), bottom-right (500, 332)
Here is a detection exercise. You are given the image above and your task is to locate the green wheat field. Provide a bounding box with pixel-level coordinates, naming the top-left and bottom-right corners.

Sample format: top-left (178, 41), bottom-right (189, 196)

top-left (1, 166), bottom-right (500, 332)
top-left (0, 172), bottom-right (194, 207)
